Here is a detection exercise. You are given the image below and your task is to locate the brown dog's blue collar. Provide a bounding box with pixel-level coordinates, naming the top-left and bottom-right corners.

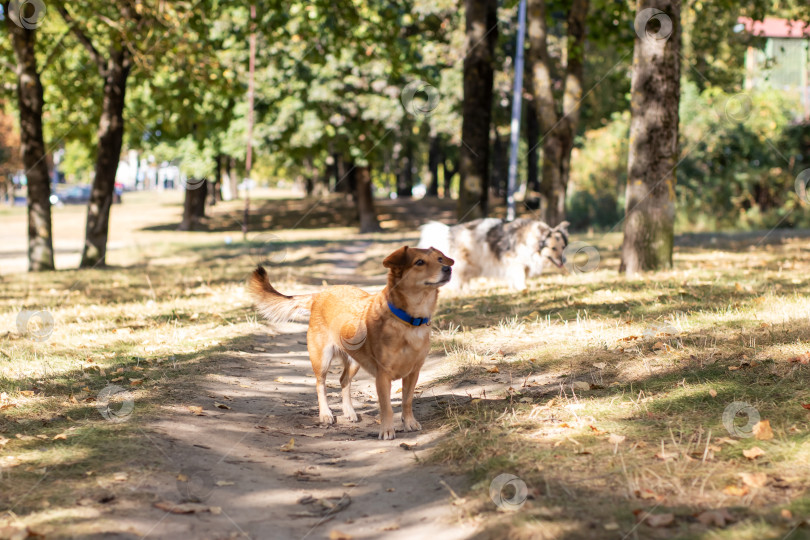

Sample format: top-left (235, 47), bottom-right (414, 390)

top-left (387, 301), bottom-right (430, 327)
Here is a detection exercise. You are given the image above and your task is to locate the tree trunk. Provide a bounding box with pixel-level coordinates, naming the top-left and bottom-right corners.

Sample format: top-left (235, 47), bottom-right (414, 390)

top-left (491, 131), bottom-right (508, 198)
top-left (620, 0), bottom-right (681, 274)
top-left (179, 179), bottom-right (208, 231)
top-left (458, 0), bottom-right (497, 221)
top-left (443, 155), bottom-right (459, 199)
top-left (524, 58), bottom-right (541, 194)
top-left (426, 135), bottom-right (441, 197)
top-left (5, 3), bottom-right (55, 271)
top-left (80, 49), bottom-right (130, 267)
top-left (527, 0), bottom-right (588, 226)
top-left (210, 154), bottom-right (222, 206)
top-left (333, 153), bottom-right (351, 195)
top-left (225, 156), bottom-right (237, 200)
top-left (396, 131), bottom-right (414, 198)
top-left (354, 166), bottom-right (380, 233)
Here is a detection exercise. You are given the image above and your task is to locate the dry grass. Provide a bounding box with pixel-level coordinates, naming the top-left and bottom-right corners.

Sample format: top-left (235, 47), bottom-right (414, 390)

top-left (429, 233), bottom-right (810, 539)
top-left (2, 193), bottom-right (810, 538)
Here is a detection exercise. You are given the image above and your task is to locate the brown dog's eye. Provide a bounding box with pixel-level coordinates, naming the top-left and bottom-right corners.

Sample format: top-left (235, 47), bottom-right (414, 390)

top-left (415, 260), bottom-right (425, 266)
top-left (438, 257), bottom-right (443, 263)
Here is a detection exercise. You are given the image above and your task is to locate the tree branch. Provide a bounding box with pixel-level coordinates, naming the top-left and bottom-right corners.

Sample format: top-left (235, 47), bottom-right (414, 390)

top-left (55, 3), bottom-right (107, 75)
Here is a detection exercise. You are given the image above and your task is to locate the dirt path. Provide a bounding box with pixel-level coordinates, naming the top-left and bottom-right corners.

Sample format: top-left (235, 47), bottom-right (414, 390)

top-left (88, 242), bottom-right (478, 540)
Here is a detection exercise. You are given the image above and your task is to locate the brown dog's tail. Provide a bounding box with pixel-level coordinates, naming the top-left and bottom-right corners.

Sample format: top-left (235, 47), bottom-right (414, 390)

top-left (248, 266), bottom-right (313, 324)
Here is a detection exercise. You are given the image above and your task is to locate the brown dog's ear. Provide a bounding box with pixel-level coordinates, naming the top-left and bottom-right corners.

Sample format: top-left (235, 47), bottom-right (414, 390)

top-left (383, 246), bottom-right (410, 269)
top-left (556, 221), bottom-right (570, 233)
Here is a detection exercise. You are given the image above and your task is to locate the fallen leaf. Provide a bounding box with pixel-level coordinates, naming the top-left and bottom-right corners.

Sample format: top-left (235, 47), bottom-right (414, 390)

top-left (329, 530), bottom-right (353, 540)
top-left (603, 522), bottom-right (620, 531)
top-left (0, 437), bottom-right (9, 448)
top-left (215, 480), bottom-right (234, 486)
top-left (280, 438), bottom-right (295, 452)
top-left (723, 485), bottom-right (749, 496)
top-left (52, 433), bottom-right (67, 441)
top-left (386, 488), bottom-right (395, 492)
top-left (214, 402), bottom-right (231, 410)
top-left (177, 473), bottom-right (189, 482)
top-left (20, 391), bottom-right (34, 397)
top-left (739, 472), bottom-right (767, 488)
top-left (486, 367), bottom-right (500, 374)
top-left (728, 366), bottom-right (740, 371)
top-left (593, 362), bottom-right (607, 370)
top-left (696, 508), bottom-right (735, 527)
top-left (743, 446), bottom-right (766, 460)
top-left (801, 404), bottom-right (810, 410)
top-left (113, 472), bottom-right (128, 482)
top-left (655, 451), bottom-right (678, 461)
top-left (715, 437), bottom-right (738, 446)
top-left (788, 353), bottom-right (810, 364)
top-left (342, 482), bottom-right (358, 487)
top-left (753, 420), bottom-right (773, 440)
top-left (644, 513), bottom-right (675, 527)
top-left (635, 489), bottom-right (661, 500)
top-left (781, 509), bottom-right (793, 520)
top-left (111, 376), bottom-right (124, 382)
top-left (129, 378), bottom-right (144, 386)
top-left (188, 406), bottom-right (204, 415)
top-left (709, 389), bottom-right (718, 398)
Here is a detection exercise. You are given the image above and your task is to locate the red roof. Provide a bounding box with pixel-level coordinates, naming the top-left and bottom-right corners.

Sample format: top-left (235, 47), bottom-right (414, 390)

top-left (737, 17), bottom-right (810, 38)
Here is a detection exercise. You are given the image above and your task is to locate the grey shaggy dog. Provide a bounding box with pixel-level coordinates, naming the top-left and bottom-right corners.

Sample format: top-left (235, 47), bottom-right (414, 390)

top-left (418, 218), bottom-right (569, 290)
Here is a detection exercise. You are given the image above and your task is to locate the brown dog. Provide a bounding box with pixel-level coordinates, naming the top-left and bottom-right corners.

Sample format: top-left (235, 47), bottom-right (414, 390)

top-left (249, 246), bottom-right (453, 440)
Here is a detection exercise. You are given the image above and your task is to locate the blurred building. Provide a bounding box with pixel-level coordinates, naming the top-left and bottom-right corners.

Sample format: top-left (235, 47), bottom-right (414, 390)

top-left (738, 17), bottom-right (810, 121)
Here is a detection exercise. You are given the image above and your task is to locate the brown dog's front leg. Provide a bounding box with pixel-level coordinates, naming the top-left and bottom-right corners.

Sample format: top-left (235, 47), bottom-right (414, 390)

top-left (376, 375), bottom-right (395, 440)
top-left (401, 371), bottom-right (422, 432)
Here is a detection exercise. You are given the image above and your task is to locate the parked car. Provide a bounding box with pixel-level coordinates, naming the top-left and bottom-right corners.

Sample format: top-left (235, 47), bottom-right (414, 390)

top-left (49, 184), bottom-right (123, 206)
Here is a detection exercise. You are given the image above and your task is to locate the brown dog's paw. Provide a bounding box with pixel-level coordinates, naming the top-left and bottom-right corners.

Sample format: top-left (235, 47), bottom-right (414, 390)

top-left (378, 427), bottom-right (396, 440)
top-left (319, 412), bottom-right (335, 425)
top-left (402, 418), bottom-right (422, 432)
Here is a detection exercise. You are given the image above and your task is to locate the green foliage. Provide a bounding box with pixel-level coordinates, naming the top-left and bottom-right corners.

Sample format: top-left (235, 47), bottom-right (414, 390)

top-left (569, 82), bottom-right (810, 231)
top-left (677, 82), bottom-right (809, 231)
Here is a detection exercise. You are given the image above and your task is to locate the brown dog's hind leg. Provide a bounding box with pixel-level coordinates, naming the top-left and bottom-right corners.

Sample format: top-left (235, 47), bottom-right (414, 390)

top-left (340, 356), bottom-right (361, 422)
top-left (376, 374), bottom-right (395, 440)
top-left (401, 370), bottom-right (422, 432)
top-left (312, 344), bottom-right (336, 425)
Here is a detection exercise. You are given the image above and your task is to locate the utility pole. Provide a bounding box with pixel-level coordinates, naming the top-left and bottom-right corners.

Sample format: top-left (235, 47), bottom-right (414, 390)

top-left (506, 0), bottom-right (527, 221)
